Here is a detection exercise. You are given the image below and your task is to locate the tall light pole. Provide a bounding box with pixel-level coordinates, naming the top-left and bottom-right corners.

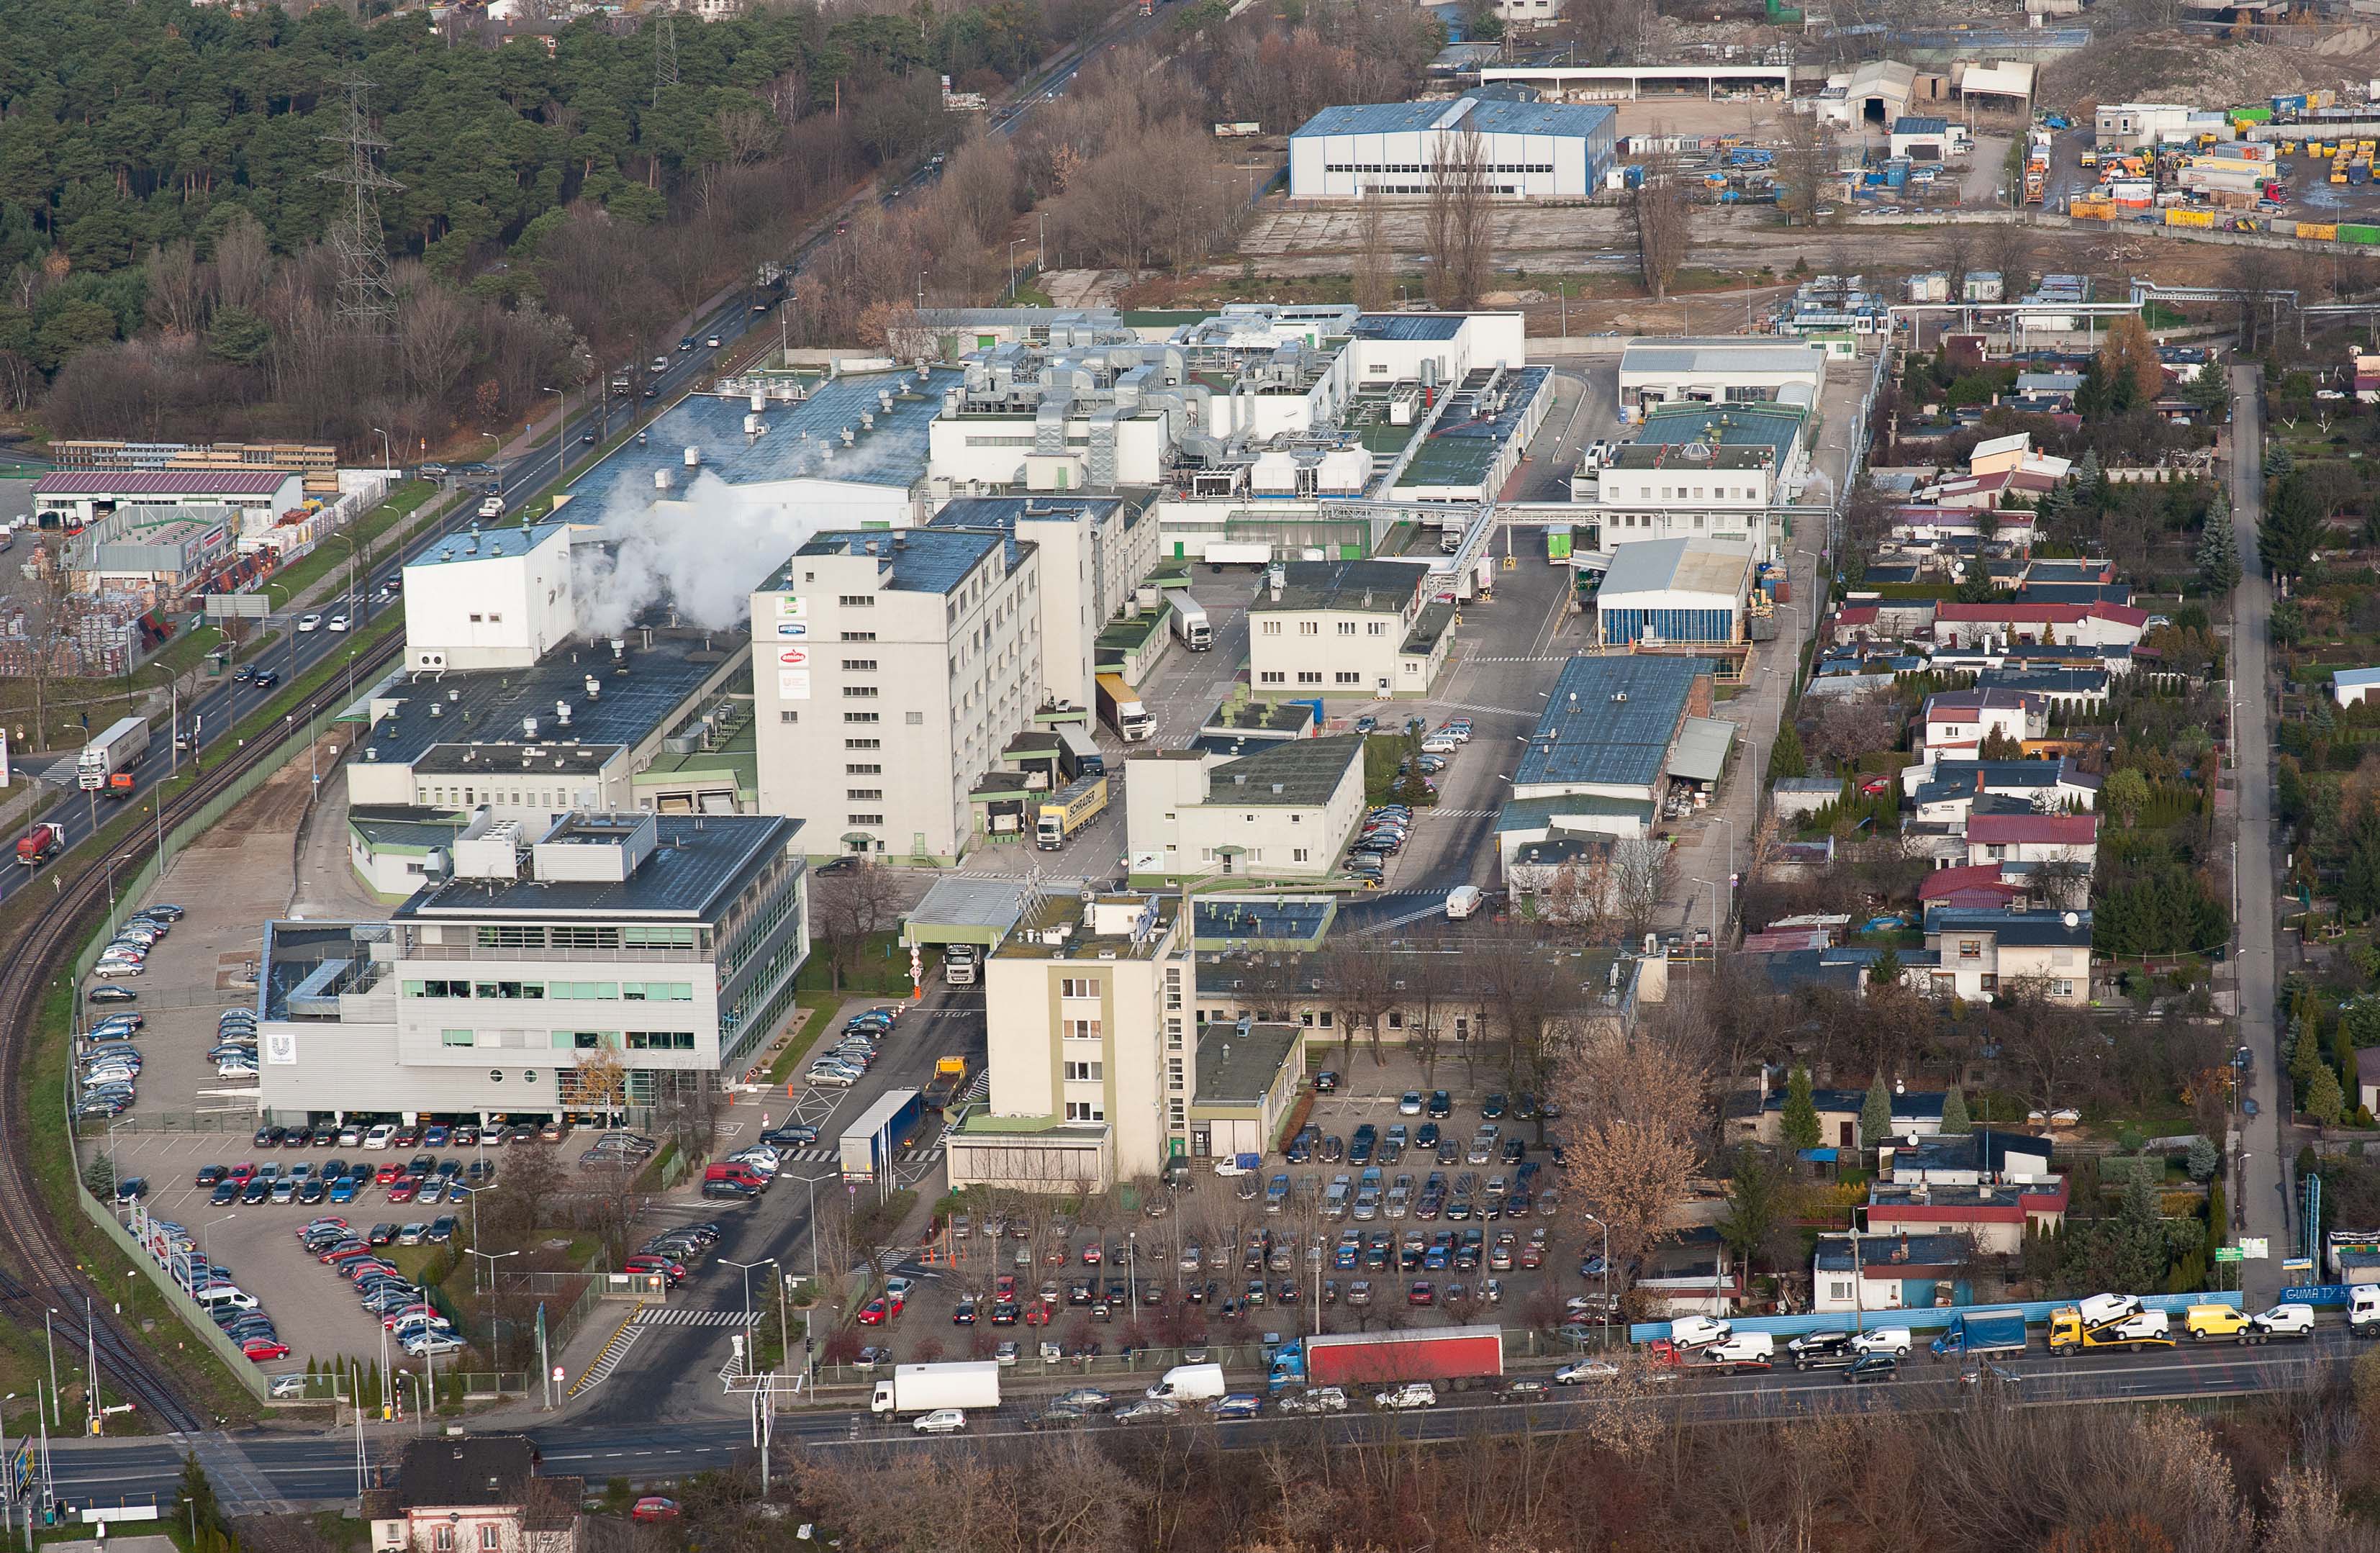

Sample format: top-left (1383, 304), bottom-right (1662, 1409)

top-left (468, 1246), bottom-right (520, 1295)
top-left (1581, 1211), bottom-right (1610, 1332)
top-left (541, 386), bottom-right (565, 489)
top-left (150, 660), bottom-right (180, 783)
top-left (723, 1257), bottom-right (777, 1370)
top-left (44, 1311), bottom-right (58, 1426)
top-left (370, 426), bottom-right (393, 471)
top-left (201, 1211), bottom-right (236, 1272)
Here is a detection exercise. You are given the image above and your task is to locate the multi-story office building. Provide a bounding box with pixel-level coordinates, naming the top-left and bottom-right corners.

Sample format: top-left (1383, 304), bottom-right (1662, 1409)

top-left (751, 528), bottom-right (1041, 864)
top-left (254, 811), bottom-right (808, 1126)
top-left (927, 496), bottom-right (1157, 712)
top-left (946, 892), bottom-right (1194, 1192)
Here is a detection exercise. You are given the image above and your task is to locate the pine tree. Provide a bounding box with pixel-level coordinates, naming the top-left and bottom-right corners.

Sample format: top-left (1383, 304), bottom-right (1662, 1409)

top-left (2309, 1063), bottom-right (2346, 1127)
top-left (2196, 492), bottom-right (2242, 595)
top-left (1768, 722), bottom-right (1808, 780)
top-left (1940, 1085), bottom-right (1972, 1134)
top-left (1868, 946), bottom-right (1904, 989)
top-left (2261, 470), bottom-right (2321, 580)
top-left (1781, 1066), bottom-right (1822, 1151)
top-left (2186, 1135), bottom-right (2219, 1182)
top-left (2289, 1015), bottom-right (2323, 1095)
top-left (1860, 1073), bottom-right (1893, 1145)
top-left (2265, 438), bottom-right (2294, 479)
top-left (2206, 1179), bottom-right (2227, 1265)
top-left (2116, 1163), bottom-right (2168, 1292)
top-left (2076, 446), bottom-right (2104, 502)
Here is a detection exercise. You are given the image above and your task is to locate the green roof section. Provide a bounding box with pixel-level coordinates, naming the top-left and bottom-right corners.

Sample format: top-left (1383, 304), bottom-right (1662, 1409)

top-left (348, 807), bottom-right (469, 854)
top-left (1403, 600), bottom-right (1457, 655)
top-left (1206, 734), bottom-right (1365, 807)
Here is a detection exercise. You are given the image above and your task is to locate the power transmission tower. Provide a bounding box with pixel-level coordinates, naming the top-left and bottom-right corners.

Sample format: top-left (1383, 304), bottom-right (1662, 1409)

top-left (317, 77), bottom-right (402, 333)
top-left (654, 15), bottom-right (679, 107)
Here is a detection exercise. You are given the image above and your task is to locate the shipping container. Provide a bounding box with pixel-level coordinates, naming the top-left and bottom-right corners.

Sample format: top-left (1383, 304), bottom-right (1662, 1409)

top-left (2301, 223), bottom-right (2339, 241)
top-left (2343, 223), bottom-right (2380, 245)
top-left (2165, 208), bottom-right (2217, 227)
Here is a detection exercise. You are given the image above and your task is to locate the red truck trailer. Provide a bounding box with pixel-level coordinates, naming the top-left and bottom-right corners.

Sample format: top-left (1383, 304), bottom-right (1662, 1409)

top-left (1270, 1325), bottom-right (1504, 1390)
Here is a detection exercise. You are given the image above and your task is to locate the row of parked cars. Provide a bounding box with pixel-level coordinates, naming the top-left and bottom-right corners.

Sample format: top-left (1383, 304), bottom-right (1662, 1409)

top-left (76, 1008), bottom-right (148, 1120)
top-left (804, 1005), bottom-right (899, 1089)
top-left (196, 1151), bottom-right (491, 1207)
top-left (297, 1215), bottom-right (466, 1358)
top-left (253, 1118), bottom-right (566, 1149)
top-left (135, 1211), bottom-right (292, 1364)
top-left (88, 902), bottom-right (182, 982)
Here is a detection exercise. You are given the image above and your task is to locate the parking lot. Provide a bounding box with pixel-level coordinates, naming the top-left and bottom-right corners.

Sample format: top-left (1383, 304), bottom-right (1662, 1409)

top-left (816, 1058), bottom-right (1599, 1372)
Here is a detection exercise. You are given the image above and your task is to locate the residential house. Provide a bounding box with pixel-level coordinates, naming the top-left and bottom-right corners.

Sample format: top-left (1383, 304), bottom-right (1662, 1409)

top-left (1964, 811), bottom-right (2098, 869)
top-left (2334, 666), bottom-right (2380, 709)
top-left (1865, 1177), bottom-right (2070, 1255)
top-left (366, 1437), bottom-right (580, 1553)
top-left (1920, 689), bottom-right (2048, 759)
top-left (1810, 1231), bottom-right (1978, 1313)
top-left (1914, 906), bottom-right (2093, 1003)
top-left (1929, 601), bottom-right (2148, 651)
top-left (1883, 1128), bottom-right (2058, 1184)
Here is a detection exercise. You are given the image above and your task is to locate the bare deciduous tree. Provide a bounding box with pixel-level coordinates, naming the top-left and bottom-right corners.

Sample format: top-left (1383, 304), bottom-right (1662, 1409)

top-left (1423, 122), bottom-right (1496, 309)
top-left (1351, 195), bottom-right (1393, 312)
top-left (1775, 111), bottom-right (1838, 227)
top-left (1549, 1020), bottom-right (1709, 1272)
top-left (1631, 142), bottom-right (1693, 303)
top-left (811, 861), bottom-right (902, 993)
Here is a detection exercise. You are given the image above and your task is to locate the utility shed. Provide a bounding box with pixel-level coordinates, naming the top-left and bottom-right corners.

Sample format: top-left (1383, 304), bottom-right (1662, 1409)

top-left (1595, 537), bottom-right (1755, 648)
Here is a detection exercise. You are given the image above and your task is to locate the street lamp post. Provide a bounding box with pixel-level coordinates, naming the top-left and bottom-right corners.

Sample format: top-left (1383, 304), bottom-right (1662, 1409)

top-left (201, 1212), bottom-right (235, 1270)
top-left (468, 1246), bottom-right (520, 1295)
top-left (541, 387), bottom-right (565, 488)
top-left (371, 427), bottom-right (393, 471)
top-left (1581, 1212), bottom-right (1611, 1331)
top-left (724, 1257), bottom-right (779, 1371)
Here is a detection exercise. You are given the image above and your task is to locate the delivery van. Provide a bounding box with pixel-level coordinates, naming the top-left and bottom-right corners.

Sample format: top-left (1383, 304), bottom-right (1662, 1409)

top-left (1145, 1362), bottom-right (1227, 1403)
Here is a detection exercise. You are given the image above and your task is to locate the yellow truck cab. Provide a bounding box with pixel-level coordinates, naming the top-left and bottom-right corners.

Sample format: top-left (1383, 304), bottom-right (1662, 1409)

top-left (2185, 1303), bottom-right (2248, 1341)
top-left (2049, 1295), bottom-right (2174, 1353)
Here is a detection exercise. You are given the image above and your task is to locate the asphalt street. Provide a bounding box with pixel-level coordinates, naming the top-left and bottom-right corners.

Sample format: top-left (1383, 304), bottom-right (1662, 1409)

top-left (2228, 366), bottom-right (2289, 1300)
top-left (35, 1327), bottom-right (2370, 1512)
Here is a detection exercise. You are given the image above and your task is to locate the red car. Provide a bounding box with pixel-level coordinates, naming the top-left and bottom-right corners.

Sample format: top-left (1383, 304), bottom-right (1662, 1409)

top-left (241, 1337), bottom-right (291, 1361)
top-left (387, 1179), bottom-right (420, 1203)
top-left (1408, 1281), bottom-right (1435, 1306)
top-left (630, 1498), bottom-right (680, 1524)
top-left (857, 1299), bottom-right (890, 1326)
top-left (392, 1128), bottom-right (420, 1149)
top-left (1860, 774), bottom-right (1893, 796)
top-left (374, 1162), bottom-right (402, 1185)
top-left (1081, 1244), bottom-right (1103, 1266)
top-left (227, 1162), bottom-right (258, 1185)
top-left (1023, 1302), bottom-right (1051, 1326)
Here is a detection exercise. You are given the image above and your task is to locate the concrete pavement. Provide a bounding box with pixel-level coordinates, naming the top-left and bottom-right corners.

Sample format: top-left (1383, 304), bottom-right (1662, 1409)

top-left (2227, 364), bottom-right (2291, 1303)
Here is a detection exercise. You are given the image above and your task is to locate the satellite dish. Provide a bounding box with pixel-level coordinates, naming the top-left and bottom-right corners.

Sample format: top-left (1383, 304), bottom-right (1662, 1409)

top-left (2062, 911), bottom-right (2079, 928)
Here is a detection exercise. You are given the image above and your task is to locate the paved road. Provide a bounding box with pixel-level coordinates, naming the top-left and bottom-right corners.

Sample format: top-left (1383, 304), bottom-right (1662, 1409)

top-left (34, 1326), bottom-right (2370, 1511)
top-left (2228, 364), bottom-right (2290, 1300)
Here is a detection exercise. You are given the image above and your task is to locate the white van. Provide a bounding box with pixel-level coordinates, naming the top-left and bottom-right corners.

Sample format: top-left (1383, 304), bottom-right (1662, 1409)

top-left (1444, 885), bottom-right (1483, 920)
top-left (1145, 1362), bottom-right (1226, 1403)
top-left (194, 1285), bottom-right (257, 1312)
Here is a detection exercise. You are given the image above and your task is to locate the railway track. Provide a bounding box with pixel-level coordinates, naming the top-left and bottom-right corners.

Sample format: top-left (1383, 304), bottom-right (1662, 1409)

top-left (0, 625), bottom-right (408, 1434)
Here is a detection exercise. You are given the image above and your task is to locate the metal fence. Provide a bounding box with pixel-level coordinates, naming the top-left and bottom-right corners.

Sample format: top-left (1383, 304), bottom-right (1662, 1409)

top-left (76, 1190), bottom-right (273, 1405)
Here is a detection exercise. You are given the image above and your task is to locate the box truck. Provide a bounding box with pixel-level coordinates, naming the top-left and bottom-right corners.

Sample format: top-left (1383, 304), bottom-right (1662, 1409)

top-left (870, 1360), bottom-right (1003, 1414)
top-left (1266, 1326), bottom-right (1503, 1391)
top-left (1163, 591), bottom-right (1211, 651)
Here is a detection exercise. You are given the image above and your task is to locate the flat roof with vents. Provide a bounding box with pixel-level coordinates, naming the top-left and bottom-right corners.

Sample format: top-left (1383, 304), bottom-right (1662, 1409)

top-left (366, 631), bottom-right (734, 771)
top-left (1513, 655), bottom-right (1710, 792)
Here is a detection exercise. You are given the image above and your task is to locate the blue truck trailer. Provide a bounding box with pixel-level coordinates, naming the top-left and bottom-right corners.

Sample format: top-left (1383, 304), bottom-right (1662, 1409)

top-left (1929, 1308), bottom-right (2029, 1361)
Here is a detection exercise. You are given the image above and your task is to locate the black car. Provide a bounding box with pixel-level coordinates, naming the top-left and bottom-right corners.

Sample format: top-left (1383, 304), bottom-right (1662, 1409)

top-left (1481, 1093), bottom-right (1508, 1120)
top-left (761, 1126), bottom-right (819, 1147)
top-left (1313, 1071), bottom-right (1341, 1093)
top-left (251, 669), bottom-right (280, 689)
top-left (1844, 1352), bottom-right (1899, 1385)
top-left (254, 1126), bottom-right (284, 1148)
top-left (88, 986), bottom-right (138, 1006)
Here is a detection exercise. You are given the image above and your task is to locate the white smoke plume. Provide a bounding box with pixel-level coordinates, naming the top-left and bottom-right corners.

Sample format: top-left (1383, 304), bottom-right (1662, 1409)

top-left (566, 469), bottom-right (819, 639)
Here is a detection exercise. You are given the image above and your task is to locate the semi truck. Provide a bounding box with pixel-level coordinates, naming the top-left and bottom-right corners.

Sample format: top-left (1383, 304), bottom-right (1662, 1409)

top-left (869, 1360), bottom-right (1003, 1415)
top-left (839, 1087), bottom-right (928, 1183)
top-left (1035, 773), bottom-right (1110, 849)
top-left (1929, 1308), bottom-right (2030, 1362)
top-left (944, 943), bottom-right (979, 986)
top-left (1163, 591), bottom-right (1211, 651)
top-left (1095, 674), bottom-right (1154, 743)
top-left (922, 1055), bottom-right (972, 1110)
top-left (14, 822), bottom-right (63, 867)
top-left (78, 717), bottom-right (150, 795)
top-left (1265, 1325), bottom-right (1503, 1392)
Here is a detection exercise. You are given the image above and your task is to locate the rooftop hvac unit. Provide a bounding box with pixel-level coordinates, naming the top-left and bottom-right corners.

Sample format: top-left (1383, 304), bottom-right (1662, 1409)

top-left (683, 446), bottom-right (701, 468)
top-left (751, 391), bottom-right (766, 413)
top-left (654, 468), bottom-right (673, 491)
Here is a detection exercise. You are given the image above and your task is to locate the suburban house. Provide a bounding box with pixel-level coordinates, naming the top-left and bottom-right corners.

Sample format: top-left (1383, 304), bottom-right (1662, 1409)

top-left (1911, 907), bottom-right (2094, 1003)
top-left (1964, 811), bottom-right (2098, 869)
top-left (1810, 1231), bottom-right (1979, 1313)
top-left (1881, 1128), bottom-right (2058, 1185)
top-left (1919, 689), bottom-right (2048, 759)
top-left (366, 1437), bottom-right (582, 1553)
top-left (1928, 601), bottom-right (2148, 651)
top-left (1865, 1177), bottom-right (2071, 1255)
top-left (2335, 666), bottom-right (2380, 709)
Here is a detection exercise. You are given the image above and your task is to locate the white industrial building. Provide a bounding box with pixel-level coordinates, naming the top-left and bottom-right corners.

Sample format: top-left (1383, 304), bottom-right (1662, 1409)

top-left (401, 521), bottom-right (577, 673)
top-left (1593, 537), bottom-right (1757, 650)
top-left (1888, 116), bottom-right (1954, 162)
top-left (1616, 337), bottom-right (1827, 412)
top-left (750, 527), bottom-right (1043, 865)
top-left (1288, 94), bottom-right (1618, 201)
top-left (254, 810), bottom-right (810, 1128)
top-left (928, 496), bottom-right (1159, 712)
top-left (1123, 735), bottom-right (1367, 882)
top-left (1248, 558), bottom-right (1454, 699)
top-left (558, 365), bottom-right (961, 532)
top-left (32, 468), bottom-right (304, 531)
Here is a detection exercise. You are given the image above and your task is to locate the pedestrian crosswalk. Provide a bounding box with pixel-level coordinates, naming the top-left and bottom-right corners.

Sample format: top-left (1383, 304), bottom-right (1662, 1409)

top-left (764, 1142), bottom-right (947, 1165)
top-left (1418, 809), bottom-right (1499, 820)
top-left (640, 1307), bottom-right (761, 1328)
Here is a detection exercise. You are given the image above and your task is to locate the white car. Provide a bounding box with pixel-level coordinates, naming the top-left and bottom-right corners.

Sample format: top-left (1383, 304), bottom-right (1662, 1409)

top-left (706, 335), bottom-right (723, 348)
top-left (477, 496), bottom-right (507, 520)
top-left (297, 614), bottom-right (321, 633)
top-left (1850, 1327), bottom-right (1913, 1356)
top-left (327, 614), bottom-right (348, 633)
top-left (1419, 735), bottom-right (1459, 754)
top-left (806, 1069), bottom-right (859, 1088)
top-left (1374, 1382), bottom-right (1437, 1411)
top-left (912, 1408), bottom-right (967, 1434)
top-left (362, 1123), bottom-right (397, 1150)
top-left (1552, 1360), bottom-right (1619, 1384)
top-left (403, 1334), bottom-right (465, 1357)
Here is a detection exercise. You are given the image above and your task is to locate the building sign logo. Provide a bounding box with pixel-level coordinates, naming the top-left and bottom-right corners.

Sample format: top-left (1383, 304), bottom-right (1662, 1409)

top-left (264, 1031), bottom-right (297, 1065)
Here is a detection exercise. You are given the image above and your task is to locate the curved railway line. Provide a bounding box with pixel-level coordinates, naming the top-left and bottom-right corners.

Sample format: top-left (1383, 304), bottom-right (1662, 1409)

top-left (0, 624), bottom-right (408, 1434)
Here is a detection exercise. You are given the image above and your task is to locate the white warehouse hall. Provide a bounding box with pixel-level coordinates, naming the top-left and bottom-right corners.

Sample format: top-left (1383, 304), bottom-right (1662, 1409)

top-left (1288, 94), bottom-right (1619, 201)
